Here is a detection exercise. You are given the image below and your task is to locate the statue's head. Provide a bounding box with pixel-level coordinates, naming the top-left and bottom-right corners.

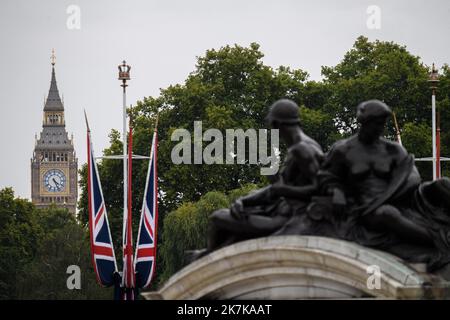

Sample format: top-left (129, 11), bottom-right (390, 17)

top-left (357, 100), bottom-right (391, 123)
top-left (357, 100), bottom-right (392, 141)
top-left (265, 99), bottom-right (300, 129)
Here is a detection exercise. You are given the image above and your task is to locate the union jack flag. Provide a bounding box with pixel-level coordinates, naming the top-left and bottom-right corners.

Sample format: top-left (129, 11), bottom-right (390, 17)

top-left (134, 130), bottom-right (158, 289)
top-left (86, 114), bottom-right (118, 286)
top-left (122, 121), bottom-right (135, 299)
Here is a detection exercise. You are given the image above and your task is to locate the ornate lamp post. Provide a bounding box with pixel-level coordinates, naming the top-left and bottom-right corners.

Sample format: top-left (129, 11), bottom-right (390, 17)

top-left (118, 60), bottom-right (131, 247)
top-left (428, 63), bottom-right (439, 180)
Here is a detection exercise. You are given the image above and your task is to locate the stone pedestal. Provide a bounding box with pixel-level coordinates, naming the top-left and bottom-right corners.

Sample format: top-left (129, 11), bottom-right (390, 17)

top-left (143, 236), bottom-right (450, 300)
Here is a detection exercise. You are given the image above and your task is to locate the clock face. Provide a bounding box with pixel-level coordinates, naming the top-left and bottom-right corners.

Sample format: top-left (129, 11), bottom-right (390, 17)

top-left (43, 169), bottom-right (66, 192)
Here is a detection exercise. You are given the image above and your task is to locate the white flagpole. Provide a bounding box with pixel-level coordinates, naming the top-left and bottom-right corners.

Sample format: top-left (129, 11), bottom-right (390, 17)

top-left (432, 92), bottom-right (436, 180)
top-left (428, 63), bottom-right (439, 181)
top-left (122, 82), bottom-right (128, 260)
top-left (118, 61), bottom-right (131, 291)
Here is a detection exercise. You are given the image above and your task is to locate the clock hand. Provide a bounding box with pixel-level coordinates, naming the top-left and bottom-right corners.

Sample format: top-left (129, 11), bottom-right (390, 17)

top-left (52, 178), bottom-right (59, 187)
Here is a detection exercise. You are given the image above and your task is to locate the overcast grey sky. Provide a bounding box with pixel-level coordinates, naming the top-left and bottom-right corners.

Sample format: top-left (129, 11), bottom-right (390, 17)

top-left (0, 0), bottom-right (449, 199)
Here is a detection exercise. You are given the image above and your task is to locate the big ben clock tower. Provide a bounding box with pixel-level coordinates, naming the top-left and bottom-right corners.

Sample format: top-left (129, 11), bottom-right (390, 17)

top-left (31, 51), bottom-right (78, 214)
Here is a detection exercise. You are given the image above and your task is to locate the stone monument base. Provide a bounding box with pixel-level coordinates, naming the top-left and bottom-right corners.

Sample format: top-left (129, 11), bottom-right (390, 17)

top-left (142, 236), bottom-right (450, 300)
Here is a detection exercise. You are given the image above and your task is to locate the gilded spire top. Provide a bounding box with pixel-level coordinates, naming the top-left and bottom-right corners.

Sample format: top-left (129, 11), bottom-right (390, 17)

top-left (51, 49), bottom-right (56, 66)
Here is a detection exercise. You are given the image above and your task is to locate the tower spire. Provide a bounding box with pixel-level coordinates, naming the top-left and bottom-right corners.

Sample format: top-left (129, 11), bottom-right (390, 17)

top-left (44, 49), bottom-right (64, 112)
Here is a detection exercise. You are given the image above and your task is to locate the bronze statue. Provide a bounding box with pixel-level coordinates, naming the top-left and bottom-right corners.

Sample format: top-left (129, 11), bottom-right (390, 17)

top-left (189, 98), bottom-right (450, 277)
top-left (205, 99), bottom-right (324, 253)
top-left (318, 100), bottom-right (450, 272)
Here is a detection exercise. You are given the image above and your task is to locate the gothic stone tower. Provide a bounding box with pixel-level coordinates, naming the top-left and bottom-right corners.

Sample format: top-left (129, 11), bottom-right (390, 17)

top-left (31, 53), bottom-right (78, 214)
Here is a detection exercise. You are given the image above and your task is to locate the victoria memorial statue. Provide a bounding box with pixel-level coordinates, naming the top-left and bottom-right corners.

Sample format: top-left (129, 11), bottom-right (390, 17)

top-left (144, 99), bottom-right (450, 300)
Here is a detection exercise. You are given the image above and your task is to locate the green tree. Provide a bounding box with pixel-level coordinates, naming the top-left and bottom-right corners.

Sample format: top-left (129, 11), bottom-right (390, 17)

top-left (402, 122), bottom-right (433, 181)
top-left (321, 36), bottom-right (450, 179)
top-left (437, 64), bottom-right (450, 177)
top-left (322, 36), bottom-right (430, 136)
top-left (0, 188), bottom-right (37, 299)
top-left (16, 207), bottom-right (111, 299)
top-left (0, 188), bottom-right (111, 299)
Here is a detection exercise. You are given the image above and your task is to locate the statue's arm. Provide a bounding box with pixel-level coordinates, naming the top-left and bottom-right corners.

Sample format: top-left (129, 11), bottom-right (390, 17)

top-left (230, 185), bottom-right (273, 219)
top-left (318, 143), bottom-right (348, 201)
top-left (390, 142), bottom-right (421, 194)
top-left (240, 186), bottom-right (272, 206)
top-left (271, 180), bottom-right (318, 200)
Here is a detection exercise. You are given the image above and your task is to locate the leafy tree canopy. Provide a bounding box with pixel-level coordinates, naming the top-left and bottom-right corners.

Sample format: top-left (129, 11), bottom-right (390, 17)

top-left (0, 188), bottom-right (110, 299)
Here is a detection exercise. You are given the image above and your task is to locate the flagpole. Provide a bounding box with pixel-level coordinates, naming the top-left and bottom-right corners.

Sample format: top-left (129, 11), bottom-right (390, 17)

top-left (392, 111), bottom-right (402, 146)
top-left (432, 91), bottom-right (436, 180)
top-left (437, 111), bottom-right (441, 178)
top-left (118, 61), bottom-right (131, 297)
top-left (126, 115), bottom-right (135, 299)
top-left (428, 63), bottom-right (439, 181)
top-left (122, 82), bottom-right (127, 260)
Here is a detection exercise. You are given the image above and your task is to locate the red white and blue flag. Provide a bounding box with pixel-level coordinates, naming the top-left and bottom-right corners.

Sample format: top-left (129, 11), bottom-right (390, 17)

top-left (86, 114), bottom-right (118, 286)
top-left (134, 129), bottom-right (158, 289)
top-left (122, 121), bottom-right (135, 299)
